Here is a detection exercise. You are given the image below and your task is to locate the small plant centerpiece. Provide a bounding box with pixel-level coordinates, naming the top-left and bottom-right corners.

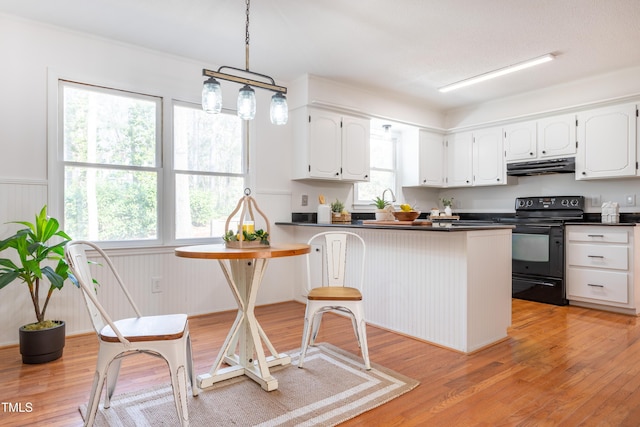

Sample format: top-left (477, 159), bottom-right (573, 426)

top-left (372, 196), bottom-right (389, 210)
top-left (372, 196), bottom-right (394, 221)
top-left (222, 188), bottom-right (270, 248)
top-left (441, 197), bottom-right (454, 216)
top-left (330, 199), bottom-right (351, 223)
top-left (0, 206), bottom-right (72, 363)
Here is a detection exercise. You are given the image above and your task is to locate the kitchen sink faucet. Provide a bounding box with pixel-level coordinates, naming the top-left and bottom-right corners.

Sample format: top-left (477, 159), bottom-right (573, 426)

top-left (382, 188), bottom-right (396, 204)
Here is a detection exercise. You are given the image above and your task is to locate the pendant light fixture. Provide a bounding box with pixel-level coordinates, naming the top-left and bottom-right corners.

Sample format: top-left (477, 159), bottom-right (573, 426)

top-left (201, 0), bottom-right (288, 124)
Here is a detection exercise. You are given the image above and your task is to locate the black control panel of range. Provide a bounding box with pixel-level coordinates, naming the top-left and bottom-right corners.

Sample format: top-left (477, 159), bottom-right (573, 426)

top-left (515, 196), bottom-right (585, 211)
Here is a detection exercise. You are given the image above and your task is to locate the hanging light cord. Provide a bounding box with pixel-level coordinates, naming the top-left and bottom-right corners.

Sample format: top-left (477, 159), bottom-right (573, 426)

top-left (245, 0), bottom-right (250, 72)
top-left (201, 0), bottom-right (286, 95)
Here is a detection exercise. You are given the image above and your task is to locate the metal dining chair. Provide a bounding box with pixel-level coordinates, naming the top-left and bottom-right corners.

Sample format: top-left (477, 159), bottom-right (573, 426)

top-left (65, 240), bottom-right (198, 427)
top-left (298, 231), bottom-right (371, 370)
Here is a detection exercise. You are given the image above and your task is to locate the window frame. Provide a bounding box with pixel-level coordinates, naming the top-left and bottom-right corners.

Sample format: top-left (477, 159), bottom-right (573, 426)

top-left (170, 99), bottom-right (249, 245)
top-left (353, 129), bottom-right (399, 209)
top-left (50, 77), bottom-right (250, 249)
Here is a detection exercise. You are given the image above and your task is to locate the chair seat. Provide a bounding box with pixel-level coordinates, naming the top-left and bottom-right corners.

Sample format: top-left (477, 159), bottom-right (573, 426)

top-left (307, 286), bottom-right (362, 301)
top-left (99, 314), bottom-right (188, 343)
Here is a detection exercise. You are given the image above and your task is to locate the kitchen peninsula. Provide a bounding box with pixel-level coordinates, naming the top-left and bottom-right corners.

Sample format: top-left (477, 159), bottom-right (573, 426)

top-left (278, 222), bottom-right (514, 353)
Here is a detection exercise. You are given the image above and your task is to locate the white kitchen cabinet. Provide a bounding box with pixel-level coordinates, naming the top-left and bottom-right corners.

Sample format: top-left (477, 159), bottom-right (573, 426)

top-left (505, 114), bottom-right (576, 162)
top-left (446, 131), bottom-right (473, 187)
top-left (402, 130), bottom-right (445, 187)
top-left (446, 128), bottom-right (506, 187)
top-left (472, 127), bottom-right (506, 186)
top-left (575, 103), bottom-right (637, 180)
top-left (566, 225), bottom-right (640, 315)
top-left (504, 121), bottom-right (537, 162)
top-left (537, 113), bottom-right (577, 158)
top-left (292, 107), bottom-right (370, 181)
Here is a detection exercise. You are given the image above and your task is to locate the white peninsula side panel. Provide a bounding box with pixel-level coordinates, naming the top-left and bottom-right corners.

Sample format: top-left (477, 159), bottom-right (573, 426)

top-left (290, 227), bottom-right (512, 353)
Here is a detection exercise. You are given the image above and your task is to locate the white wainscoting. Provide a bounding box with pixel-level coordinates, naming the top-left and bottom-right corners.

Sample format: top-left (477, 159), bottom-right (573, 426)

top-left (289, 226), bottom-right (512, 353)
top-left (0, 183), bottom-right (298, 346)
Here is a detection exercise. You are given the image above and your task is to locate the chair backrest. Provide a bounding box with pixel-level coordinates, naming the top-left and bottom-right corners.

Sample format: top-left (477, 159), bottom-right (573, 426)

top-left (65, 240), bottom-right (142, 344)
top-left (306, 231), bottom-right (366, 292)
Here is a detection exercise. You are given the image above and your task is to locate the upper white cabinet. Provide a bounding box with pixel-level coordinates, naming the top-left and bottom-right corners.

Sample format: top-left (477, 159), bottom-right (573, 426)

top-left (446, 132), bottom-right (473, 187)
top-left (473, 127), bottom-right (506, 186)
top-left (537, 113), bottom-right (577, 158)
top-left (575, 103), bottom-right (637, 180)
top-left (504, 114), bottom-right (576, 162)
top-left (504, 121), bottom-right (537, 162)
top-left (445, 128), bottom-right (506, 187)
top-left (292, 107), bottom-right (370, 181)
top-left (402, 130), bottom-right (446, 187)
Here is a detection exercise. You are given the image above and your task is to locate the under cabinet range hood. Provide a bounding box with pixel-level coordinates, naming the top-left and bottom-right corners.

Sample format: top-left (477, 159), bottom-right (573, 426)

top-left (506, 157), bottom-right (575, 176)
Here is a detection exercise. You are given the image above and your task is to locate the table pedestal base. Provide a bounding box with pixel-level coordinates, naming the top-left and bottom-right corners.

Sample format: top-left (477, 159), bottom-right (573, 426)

top-left (198, 258), bottom-right (291, 392)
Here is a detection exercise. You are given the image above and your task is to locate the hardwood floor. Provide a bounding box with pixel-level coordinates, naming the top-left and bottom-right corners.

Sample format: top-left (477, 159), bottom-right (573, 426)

top-left (2, 299), bottom-right (640, 426)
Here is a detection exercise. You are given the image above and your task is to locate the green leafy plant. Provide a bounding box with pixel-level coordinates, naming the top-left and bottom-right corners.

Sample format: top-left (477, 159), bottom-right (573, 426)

top-left (0, 206), bottom-right (72, 330)
top-left (330, 199), bottom-right (345, 213)
top-left (222, 229), bottom-right (270, 245)
top-left (372, 196), bottom-right (390, 209)
top-left (441, 197), bottom-right (454, 207)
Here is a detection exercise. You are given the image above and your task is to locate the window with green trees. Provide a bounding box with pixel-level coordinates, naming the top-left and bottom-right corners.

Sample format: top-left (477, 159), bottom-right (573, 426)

top-left (62, 81), bottom-right (160, 242)
top-left (60, 81), bottom-right (247, 244)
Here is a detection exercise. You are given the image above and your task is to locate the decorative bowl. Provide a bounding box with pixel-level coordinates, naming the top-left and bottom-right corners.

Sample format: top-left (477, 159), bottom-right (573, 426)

top-left (392, 211), bottom-right (420, 221)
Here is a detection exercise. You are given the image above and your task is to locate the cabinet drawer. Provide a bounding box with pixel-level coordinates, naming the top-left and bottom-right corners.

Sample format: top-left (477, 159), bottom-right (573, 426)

top-left (567, 267), bottom-right (628, 304)
top-left (566, 229), bottom-right (629, 244)
top-left (566, 244), bottom-right (628, 270)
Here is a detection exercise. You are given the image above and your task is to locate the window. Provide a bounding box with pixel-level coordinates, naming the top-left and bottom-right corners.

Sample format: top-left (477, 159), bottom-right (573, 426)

top-left (355, 130), bottom-right (397, 205)
top-left (58, 81), bottom-right (248, 246)
top-left (173, 102), bottom-right (247, 240)
top-left (61, 81), bottom-right (161, 242)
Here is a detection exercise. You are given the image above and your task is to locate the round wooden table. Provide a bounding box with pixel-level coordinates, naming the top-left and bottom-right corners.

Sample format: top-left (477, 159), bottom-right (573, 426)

top-left (175, 243), bottom-right (310, 391)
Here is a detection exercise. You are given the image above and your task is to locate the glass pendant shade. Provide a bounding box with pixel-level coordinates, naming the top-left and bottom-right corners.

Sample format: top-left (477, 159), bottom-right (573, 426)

top-left (202, 77), bottom-right (222, 114)
top-left (237, 85), bottom-right (256, 120)
top-left (270, 93), bottom-right (288, 125)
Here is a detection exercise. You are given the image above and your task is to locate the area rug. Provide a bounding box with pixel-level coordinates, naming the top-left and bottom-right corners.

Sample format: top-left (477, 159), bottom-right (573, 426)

top-left (79, 343), bottom-right (419, 426)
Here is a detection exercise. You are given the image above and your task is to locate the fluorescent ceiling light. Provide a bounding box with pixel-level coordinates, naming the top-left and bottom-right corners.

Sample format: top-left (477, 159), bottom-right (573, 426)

top-left (438, 53), bottom-right (555, 93)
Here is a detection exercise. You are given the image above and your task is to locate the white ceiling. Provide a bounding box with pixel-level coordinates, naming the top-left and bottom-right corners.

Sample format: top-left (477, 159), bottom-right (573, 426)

top-left (1, 0), bottom-right (640, 111)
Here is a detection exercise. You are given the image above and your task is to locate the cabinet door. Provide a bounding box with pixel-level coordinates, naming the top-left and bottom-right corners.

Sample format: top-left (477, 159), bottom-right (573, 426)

top-left (446, 132), bottom-right (473, 187)
top-left (576, 103), bottom-right (637, 180)
top-left (308, 109), bottom-right (342, 179)
top-left (473, 127), bottom-right (505, 186)
top-left (419, 130), bottom-right (445, 186)
top-left (504, 121), bottom-right (536, 162)
top-left (537, 113), bottom-right (576, 158)
top-left (341, 115), bottom-right (370, 181)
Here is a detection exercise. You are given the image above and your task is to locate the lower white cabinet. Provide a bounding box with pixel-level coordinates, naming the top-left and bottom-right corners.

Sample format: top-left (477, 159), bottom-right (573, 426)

top-left (566, 225), bottom-right (640, 315)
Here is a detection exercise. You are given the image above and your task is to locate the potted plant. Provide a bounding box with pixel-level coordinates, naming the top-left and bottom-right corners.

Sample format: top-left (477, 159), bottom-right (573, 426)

top-left (0, 206), bottom-right (72, 363)
top-left (330, 199), bottom-right (351, 223)
top-left (372, 196), bottom-right (392, 221)
top-left (441, 197), bottom-right (454, 216)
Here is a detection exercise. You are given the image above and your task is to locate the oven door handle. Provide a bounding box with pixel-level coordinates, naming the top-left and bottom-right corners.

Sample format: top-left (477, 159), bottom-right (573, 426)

top-left (521, 278), bottom-right (557, 287)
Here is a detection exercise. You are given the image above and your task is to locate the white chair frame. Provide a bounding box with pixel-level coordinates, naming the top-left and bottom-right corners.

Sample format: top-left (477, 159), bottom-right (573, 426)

top-left (65, 240), bottom-right (198, 427)
top-left (298, 231), bottom-right (371, 370)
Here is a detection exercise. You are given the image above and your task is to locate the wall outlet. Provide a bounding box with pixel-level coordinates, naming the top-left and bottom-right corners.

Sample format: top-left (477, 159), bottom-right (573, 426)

top-left (301, 194), bottom-right (308, 206)
top-left (625, 194), bottom-right (636, 206)
top-left (590, 195), bottom-right (601, 207)
top-left (151, 276), bottom-right (162, 293)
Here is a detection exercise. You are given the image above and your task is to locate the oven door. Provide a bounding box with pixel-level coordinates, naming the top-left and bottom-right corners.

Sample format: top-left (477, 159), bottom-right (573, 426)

top-left (512, 224), bottom-right (564, 278)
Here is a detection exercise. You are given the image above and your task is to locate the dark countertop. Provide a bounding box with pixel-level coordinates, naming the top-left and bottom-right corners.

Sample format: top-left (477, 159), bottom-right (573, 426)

top-left (275, 221), bottom-right (515, 232)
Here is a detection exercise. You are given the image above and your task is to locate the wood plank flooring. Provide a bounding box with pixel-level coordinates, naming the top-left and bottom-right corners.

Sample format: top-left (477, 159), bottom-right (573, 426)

top-left (1, 299), bottom-right (640, 426)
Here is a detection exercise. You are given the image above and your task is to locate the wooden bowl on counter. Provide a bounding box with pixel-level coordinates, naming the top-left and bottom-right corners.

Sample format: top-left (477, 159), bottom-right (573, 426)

top-left (392, 211), bottom-right (420, 221)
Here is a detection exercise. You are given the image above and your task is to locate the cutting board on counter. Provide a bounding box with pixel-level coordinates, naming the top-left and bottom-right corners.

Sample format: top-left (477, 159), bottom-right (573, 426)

top-left (362, 220), bottom-right (432, 226)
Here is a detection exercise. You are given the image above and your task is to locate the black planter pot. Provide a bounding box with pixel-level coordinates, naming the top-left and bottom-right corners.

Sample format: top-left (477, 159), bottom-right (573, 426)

top-left (19, 320), bottom-right (66, 364)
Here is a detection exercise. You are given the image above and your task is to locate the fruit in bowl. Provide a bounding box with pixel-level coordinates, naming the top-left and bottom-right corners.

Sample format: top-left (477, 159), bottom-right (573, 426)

top-left (392, 210), bottom-right (420, 221)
